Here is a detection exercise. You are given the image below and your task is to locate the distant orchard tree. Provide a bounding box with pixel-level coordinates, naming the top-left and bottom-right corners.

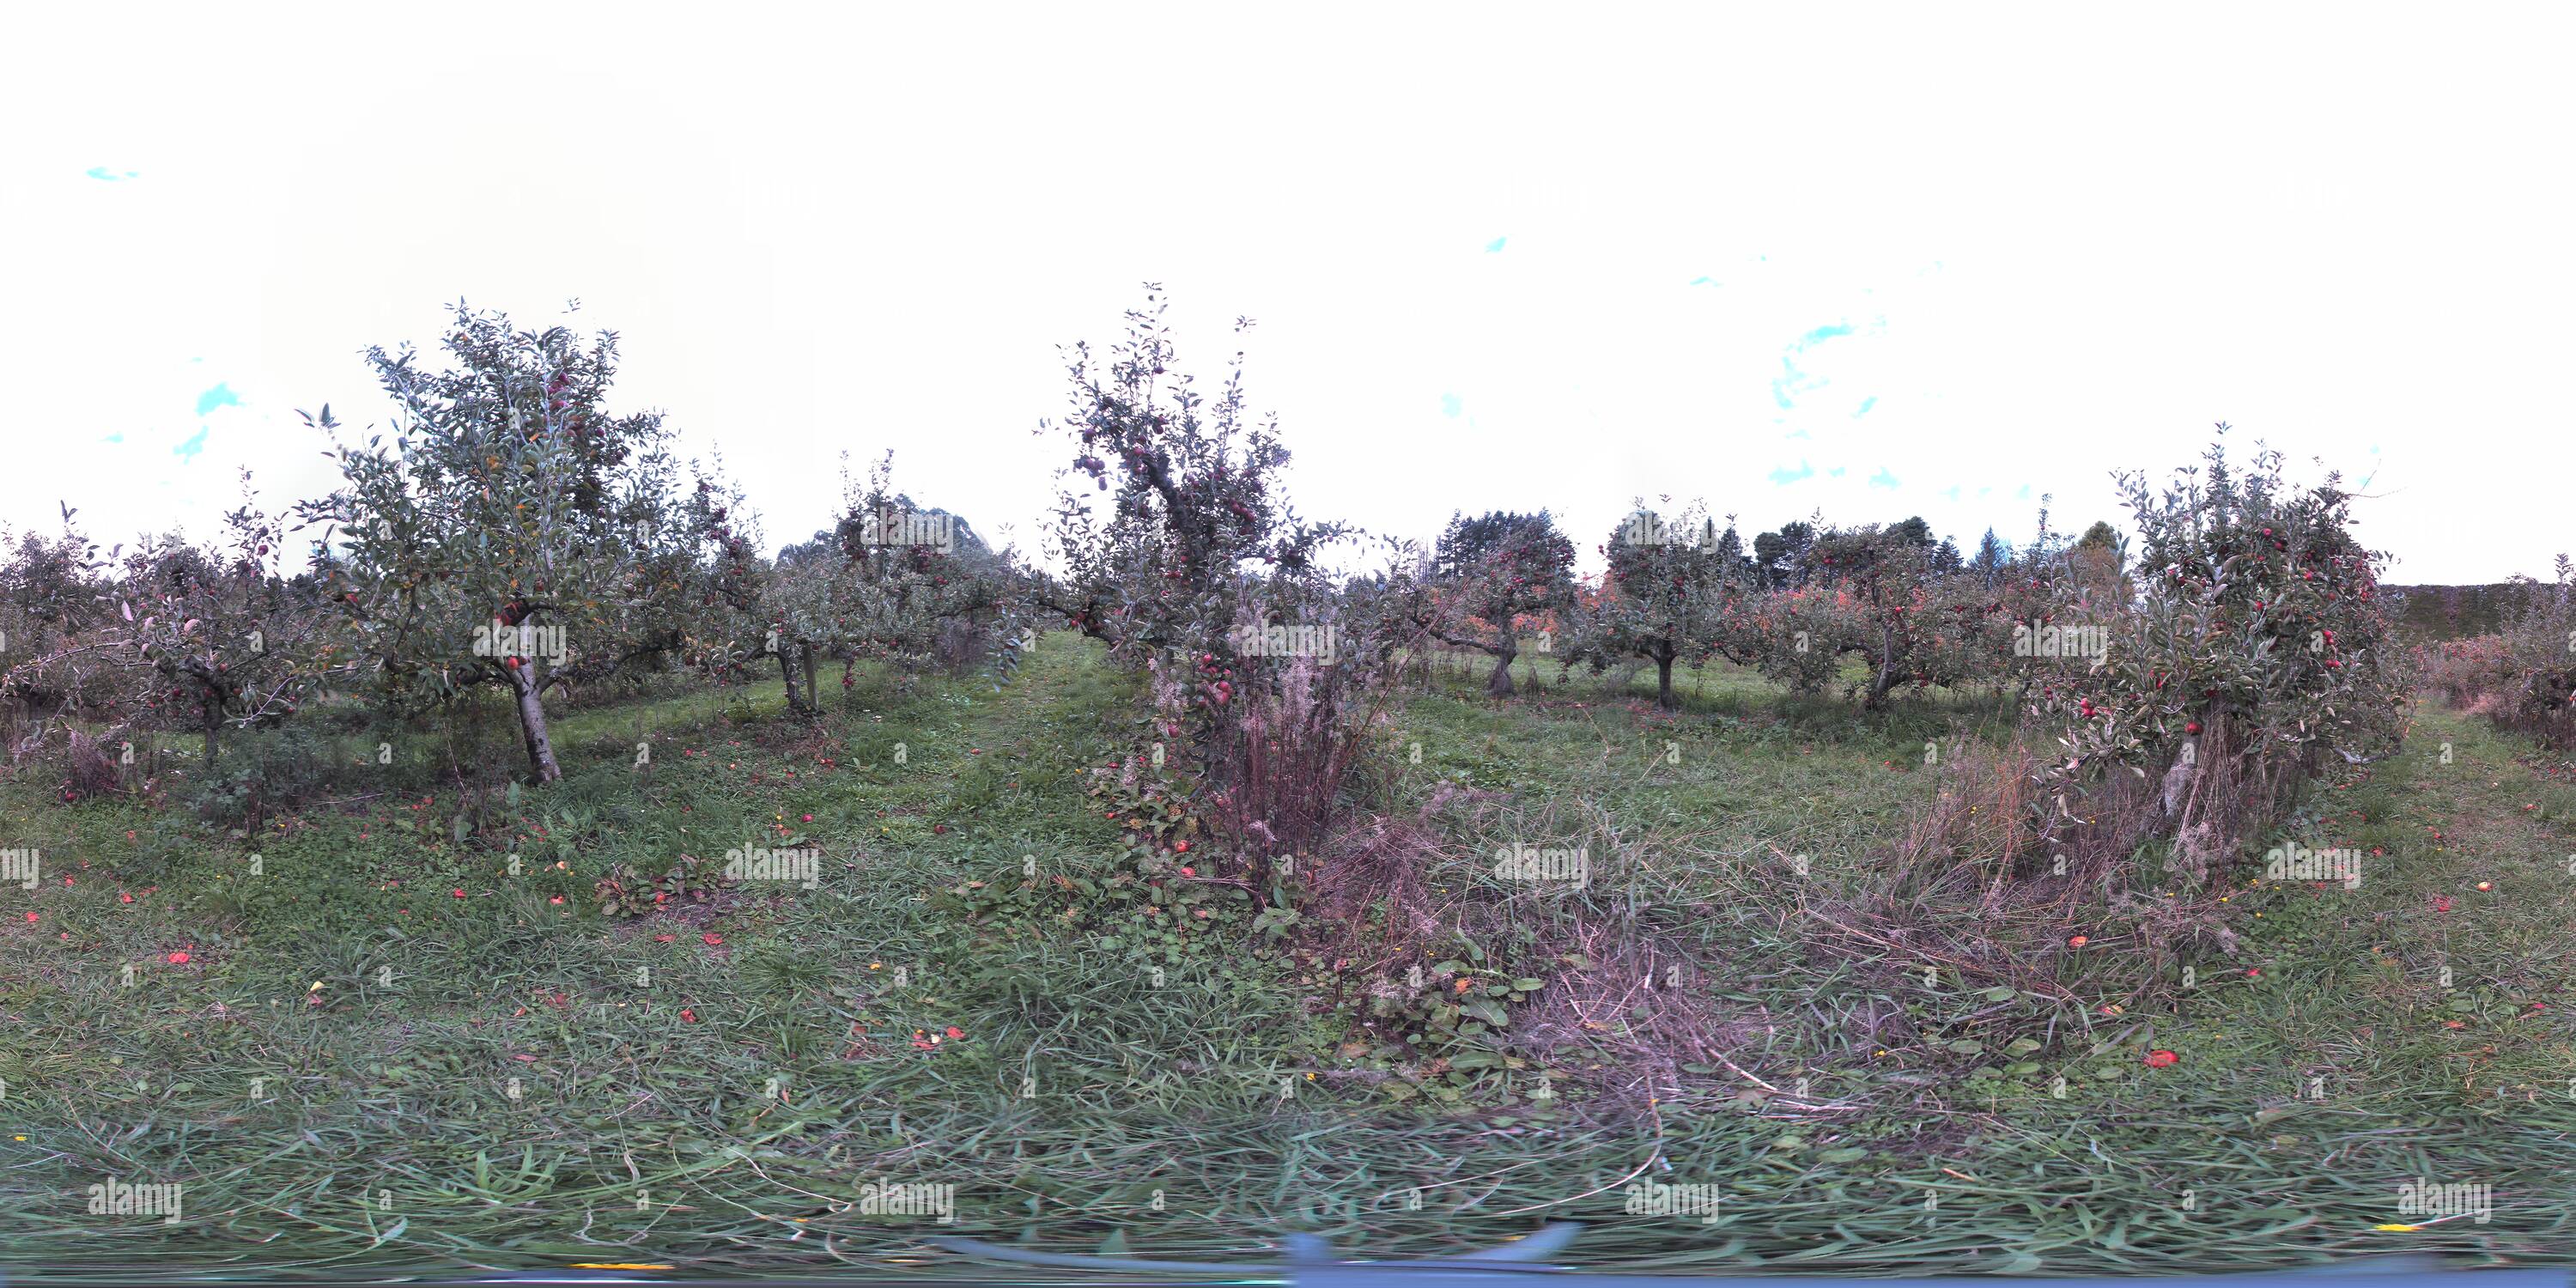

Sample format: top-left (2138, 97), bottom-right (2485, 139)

top-left (732, 453), bottom-right (1027, 717)
top-left (1426, 509), bottom-right (1576, 696)
top-left (1800, 525), bottom-right (1971, 708)
top-left (0, 515), bottom-right (108, 661)
top-left (1569, 502), bottom-right (1732, 710)
top-left (823, 453), bottom-right (1026, 683)
top-left (0, 510), bottom-right (112, 720)
top-left (112, 475), bottom-right (331, 760)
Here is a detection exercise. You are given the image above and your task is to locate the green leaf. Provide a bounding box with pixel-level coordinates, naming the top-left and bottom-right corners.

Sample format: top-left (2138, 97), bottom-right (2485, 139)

top-left (1946, 1039), bottom-right (1984, 1055)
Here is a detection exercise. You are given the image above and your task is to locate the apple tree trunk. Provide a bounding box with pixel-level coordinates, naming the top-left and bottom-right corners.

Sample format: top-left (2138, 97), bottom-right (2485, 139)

top-left (1485, 643), bottom-right (1518, 697)
top-left (509, 661), bottom-right (564, 783)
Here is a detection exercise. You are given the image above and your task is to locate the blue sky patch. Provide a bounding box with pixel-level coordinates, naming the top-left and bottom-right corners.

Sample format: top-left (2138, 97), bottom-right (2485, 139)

top-left (173, 427), bottom-right (209, 461)
top-left (1771, 355), bottom-right (1831, 410)
top-left (1854, 396), bottom-right (1876, 417)
top-left (1769, 459), bottom-right (1815, 486)
top-left (1440, 392), bottom-right (1462, 418)
top-left (195, 382), bottom-right (240, 416)
top-left (86, 167), bottom-right (141, 181)
top-left (1868, 466), bottom-right (1899, 489)
top-left (1799, 323), bottom-right (1854, 347)
top-left (1485, 236), bottom-right (1507, 252)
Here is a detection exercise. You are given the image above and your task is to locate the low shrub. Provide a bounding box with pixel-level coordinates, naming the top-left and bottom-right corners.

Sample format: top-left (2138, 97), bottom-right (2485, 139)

top-left (2470, 560), bottom-right (2576, 749)
top-left (185, 723), bottom-right (339, 828)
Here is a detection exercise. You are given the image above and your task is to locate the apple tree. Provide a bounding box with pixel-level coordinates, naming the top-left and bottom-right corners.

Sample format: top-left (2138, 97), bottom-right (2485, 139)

top-left (1566, 503), bottom-right (1738, 710)
top-left (2028, 431), bottom-right (2403, 878)
top-left (1037, 289), bottom-right (1338, 677)
top-left (1425, 509), bottom-right (1576, 696)
top-left (111, 475), bottom-right (337, 760)
top-left (292, 301), bottom-right (695, 782)
top-left (0, 507), bottom-right (113, 728)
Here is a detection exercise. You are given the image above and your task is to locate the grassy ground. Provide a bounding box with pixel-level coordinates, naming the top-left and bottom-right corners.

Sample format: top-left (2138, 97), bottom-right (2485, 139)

top-left (1, 638), bottom-right (2570, 1279)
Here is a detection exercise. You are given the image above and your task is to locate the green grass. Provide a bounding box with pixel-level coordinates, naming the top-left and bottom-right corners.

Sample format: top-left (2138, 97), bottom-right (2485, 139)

top-left (1, 639), bottom-right (2570, 1279)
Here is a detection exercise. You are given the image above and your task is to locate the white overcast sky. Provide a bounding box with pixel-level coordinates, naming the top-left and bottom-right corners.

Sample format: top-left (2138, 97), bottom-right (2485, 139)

top-left (3, 3), bottom-right (2567, 583)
